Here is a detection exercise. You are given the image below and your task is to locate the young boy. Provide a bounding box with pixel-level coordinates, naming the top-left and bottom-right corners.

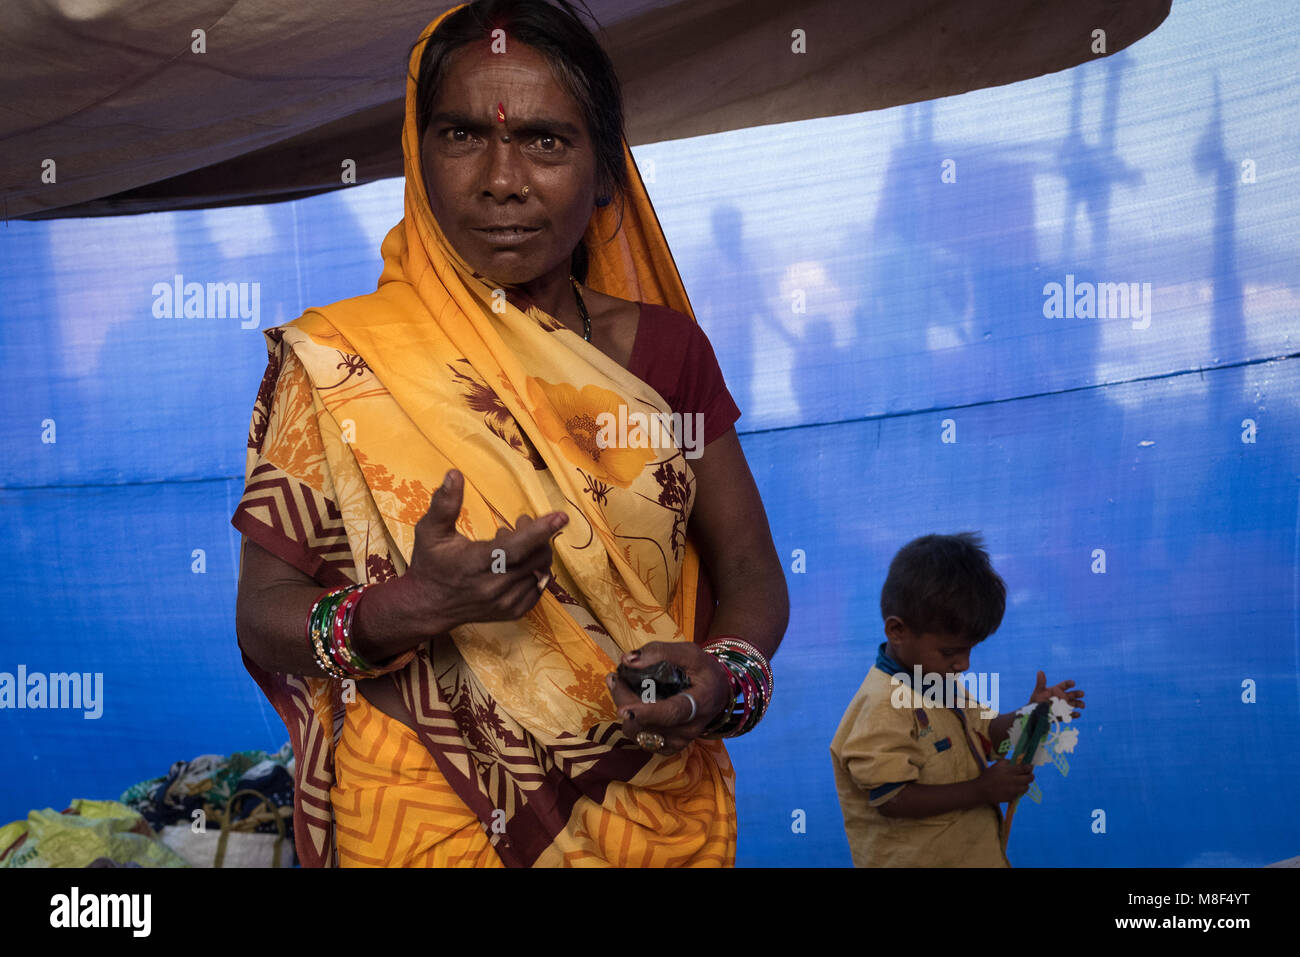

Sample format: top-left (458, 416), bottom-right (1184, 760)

top-left (829, 532), bottom-right (1083, 867)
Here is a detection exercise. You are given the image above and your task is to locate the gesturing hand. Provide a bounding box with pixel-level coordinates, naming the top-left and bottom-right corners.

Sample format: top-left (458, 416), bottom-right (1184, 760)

top-left (403, 469), bottom-right (568, 629)
top-left (604, 641), bottom-right (734, 756)
top-left (1030, 670), bottom-right (1085, 719)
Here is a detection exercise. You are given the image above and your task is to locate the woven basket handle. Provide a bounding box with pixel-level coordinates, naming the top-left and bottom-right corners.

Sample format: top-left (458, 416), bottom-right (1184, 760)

top-left (215, 788), bottom-right (287, 868)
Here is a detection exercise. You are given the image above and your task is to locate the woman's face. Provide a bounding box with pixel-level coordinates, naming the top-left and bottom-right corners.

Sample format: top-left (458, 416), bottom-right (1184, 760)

top-left (420, 41), bottom-right (601, 286)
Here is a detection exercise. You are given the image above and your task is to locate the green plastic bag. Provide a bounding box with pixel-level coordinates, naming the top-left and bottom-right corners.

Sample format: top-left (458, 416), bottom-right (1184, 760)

top-left (0, 799), bottom-right (189, 868)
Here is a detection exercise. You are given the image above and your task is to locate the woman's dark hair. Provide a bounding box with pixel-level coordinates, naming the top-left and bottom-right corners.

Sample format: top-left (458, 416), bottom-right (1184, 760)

top-left (879, 532), bottom-right (1007, 643)
top-left (412, 0), bottom-right (630, 282)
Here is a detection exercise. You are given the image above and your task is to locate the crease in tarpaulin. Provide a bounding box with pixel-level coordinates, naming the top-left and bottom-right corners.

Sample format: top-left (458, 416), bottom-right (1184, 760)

top-left (4, 0), bottom-right (1172, 219)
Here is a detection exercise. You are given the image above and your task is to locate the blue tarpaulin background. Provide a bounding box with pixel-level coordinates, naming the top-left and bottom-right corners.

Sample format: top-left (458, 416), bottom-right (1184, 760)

top-left (2, 0), bottom-right (1297, 866)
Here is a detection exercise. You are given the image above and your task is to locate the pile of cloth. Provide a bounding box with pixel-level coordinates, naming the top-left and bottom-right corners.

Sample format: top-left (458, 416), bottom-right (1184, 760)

top-left (119, 744), bottom-right (295, 838)
top-left (0, 744), bottom-right (296, 868)
top-left (119, 744), bottom-right (296, 867)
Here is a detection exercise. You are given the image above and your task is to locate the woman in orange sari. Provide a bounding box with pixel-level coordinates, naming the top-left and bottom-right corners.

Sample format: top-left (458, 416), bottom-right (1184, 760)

top-left (233, 0), bottom-right (787, 867)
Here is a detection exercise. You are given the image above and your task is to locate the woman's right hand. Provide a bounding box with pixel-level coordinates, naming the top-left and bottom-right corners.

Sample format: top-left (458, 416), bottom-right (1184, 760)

top-left (403, 469), bottom-right (569, 630)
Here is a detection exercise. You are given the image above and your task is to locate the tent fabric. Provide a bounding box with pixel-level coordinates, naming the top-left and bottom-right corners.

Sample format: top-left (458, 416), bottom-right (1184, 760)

top-left (3, 0), bottom-right (1298, 868)
top-left (3, 0), bottom-right (1169, 219)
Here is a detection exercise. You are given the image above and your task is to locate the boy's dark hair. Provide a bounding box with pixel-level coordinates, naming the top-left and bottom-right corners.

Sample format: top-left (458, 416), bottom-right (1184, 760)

top-left (880, 532), bottom-right (1006, 642)
top-left (411, 0), bottom-right (629, 282)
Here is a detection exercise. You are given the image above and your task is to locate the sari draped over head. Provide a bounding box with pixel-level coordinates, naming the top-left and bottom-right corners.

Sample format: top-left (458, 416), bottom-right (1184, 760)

top-left (233, 4), bottom-right (736, 867)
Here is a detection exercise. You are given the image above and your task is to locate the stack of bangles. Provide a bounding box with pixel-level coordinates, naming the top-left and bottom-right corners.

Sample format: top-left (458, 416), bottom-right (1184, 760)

top-left (307, 583), bottom-right (388, 680)
top-left (700, 636), bottom-right (773, 738)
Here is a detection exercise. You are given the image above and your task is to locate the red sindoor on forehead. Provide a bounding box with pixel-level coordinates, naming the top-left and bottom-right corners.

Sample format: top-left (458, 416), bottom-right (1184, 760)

top-left (497, 101), bottom-right (505, 122)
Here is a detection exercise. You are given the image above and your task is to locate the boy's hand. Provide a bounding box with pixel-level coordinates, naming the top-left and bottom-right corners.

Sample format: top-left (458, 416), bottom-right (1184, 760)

top-left (1030, 670), bottom-right (1085, 718)
top-left (978, 759), bottom-right (1035, 804)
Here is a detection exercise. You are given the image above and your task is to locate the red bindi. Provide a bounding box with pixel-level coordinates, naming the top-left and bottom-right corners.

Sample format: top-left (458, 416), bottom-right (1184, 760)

top-left (496, 101), bottom-right (506, 123)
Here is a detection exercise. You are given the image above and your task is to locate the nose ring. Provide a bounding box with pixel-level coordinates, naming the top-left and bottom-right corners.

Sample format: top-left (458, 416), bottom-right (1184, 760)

top-left (521, 185), bottom-right (530, 197)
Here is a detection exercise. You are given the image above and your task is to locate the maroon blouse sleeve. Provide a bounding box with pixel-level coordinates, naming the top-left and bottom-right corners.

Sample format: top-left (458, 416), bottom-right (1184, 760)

top-left (627, 303), bottom-right (741, 643)
top-left (627, 303), bottom-right (742, 446)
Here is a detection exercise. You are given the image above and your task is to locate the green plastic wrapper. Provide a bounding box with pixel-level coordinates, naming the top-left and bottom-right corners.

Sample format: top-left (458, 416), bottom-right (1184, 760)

top-left (0, 799), bottom-right (190, 868)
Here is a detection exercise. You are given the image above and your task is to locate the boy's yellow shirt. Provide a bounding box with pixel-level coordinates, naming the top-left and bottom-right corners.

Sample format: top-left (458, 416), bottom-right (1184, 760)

top-left (829, 645), bottom-right (1009, 867)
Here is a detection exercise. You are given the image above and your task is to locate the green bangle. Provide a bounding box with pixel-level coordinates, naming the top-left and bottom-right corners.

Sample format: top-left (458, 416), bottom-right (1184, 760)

top-left (699, 645), bottom-right (772, 738)
top-left (307, 585), bottom-right (362, 679)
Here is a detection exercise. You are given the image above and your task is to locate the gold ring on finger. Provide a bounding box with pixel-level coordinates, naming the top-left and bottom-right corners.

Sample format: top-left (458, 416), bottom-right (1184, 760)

top-left (636, 731), bottom-right (665, 752)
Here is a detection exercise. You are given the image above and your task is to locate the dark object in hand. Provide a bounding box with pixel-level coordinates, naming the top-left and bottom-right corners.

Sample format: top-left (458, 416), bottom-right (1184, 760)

top-left (617, 660), bottom-right (691, 699)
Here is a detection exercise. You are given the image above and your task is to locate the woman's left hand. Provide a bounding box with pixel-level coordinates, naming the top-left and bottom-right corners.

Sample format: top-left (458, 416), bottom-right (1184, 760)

top-left (605, 641), bottom-right (733, 756)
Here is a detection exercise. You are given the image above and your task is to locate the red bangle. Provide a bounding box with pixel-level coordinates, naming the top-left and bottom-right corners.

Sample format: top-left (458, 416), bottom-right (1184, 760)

top-left (331, 585), bottom-right (381, 676)
top-left (704, 636), bottom-right (773, 697)
top-left (700, 635), bottom-right (772, 737)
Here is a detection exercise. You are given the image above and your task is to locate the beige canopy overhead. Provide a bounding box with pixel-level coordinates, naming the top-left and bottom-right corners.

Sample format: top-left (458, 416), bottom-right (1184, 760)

top-left (3, 0), bottom-right (1171, 221)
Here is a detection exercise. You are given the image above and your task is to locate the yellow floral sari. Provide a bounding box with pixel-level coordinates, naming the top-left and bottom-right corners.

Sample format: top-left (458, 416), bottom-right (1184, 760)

top-left (232, 4), bottom-right (736, 867)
